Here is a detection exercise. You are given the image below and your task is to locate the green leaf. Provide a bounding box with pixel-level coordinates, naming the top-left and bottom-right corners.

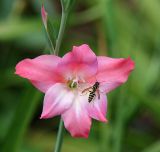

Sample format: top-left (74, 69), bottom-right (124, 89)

top-left (2, 87), bottom-right (42, 152)
top-left (46, 17), bottom-right (57, 51)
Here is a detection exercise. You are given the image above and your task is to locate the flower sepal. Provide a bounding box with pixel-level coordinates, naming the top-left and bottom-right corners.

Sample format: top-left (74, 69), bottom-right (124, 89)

top-left (41, 5), bottom-right (57, 52)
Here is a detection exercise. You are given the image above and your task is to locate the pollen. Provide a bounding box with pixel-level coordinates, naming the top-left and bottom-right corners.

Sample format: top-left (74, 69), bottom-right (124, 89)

top-left (67, 80), bottom-right (78, 89)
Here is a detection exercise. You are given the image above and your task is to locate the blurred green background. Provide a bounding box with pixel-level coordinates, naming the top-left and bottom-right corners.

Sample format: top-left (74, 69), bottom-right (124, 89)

top-left (0, 0), bottom-right (160, 152)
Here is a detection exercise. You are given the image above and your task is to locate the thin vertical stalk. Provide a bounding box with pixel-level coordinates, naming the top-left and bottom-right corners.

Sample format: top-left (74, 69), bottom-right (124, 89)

top-left (47, 31), bottom-right (55, 54)
top-left (54, 118), bottom-right (64, 152)
top-left (55, 9), bottom-right (68, 55)
top-left (53, 1), bottom-right (70, 152)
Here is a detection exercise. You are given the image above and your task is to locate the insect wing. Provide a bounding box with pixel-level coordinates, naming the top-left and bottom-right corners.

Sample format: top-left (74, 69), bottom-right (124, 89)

top-left (96, 89), bottom-right (100, 99)
top-left (99, 81), bottom-right (115, 94)
top-left (82, 87), bottom-right (93, 94)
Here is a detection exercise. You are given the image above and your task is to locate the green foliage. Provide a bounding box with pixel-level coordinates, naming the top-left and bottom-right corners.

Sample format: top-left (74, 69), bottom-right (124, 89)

top-left (46, 17), bottom-right (57, 51)
top-left (0, 0), bottom-right (160, 152)
top-left (61, 0), bottom-right (75, 12)
top-left (2, 88), bottom-right (42, 152)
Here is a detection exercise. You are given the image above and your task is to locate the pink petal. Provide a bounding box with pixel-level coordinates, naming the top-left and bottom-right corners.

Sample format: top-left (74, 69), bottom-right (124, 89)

top-left (30, 80), bottom-right (55, 93)
top-left (58, 44), bottom-right (98, 80)
top-left (41, 5), bottom-right (48, 29)
top-left (40, 83), bottom-right (75, 119)
top-left (62, 94), bottom-right (91, 138)
top-left (87, 94), bottom-right (107, 122)
top-left (97, 57), bottom-right (135, 93)
top-left (15, 55), bottom-right (63, 92)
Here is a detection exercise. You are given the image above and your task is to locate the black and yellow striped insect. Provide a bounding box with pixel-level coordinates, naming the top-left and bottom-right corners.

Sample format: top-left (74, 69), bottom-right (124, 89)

top-left (82, 81), bottom-right (100, 103)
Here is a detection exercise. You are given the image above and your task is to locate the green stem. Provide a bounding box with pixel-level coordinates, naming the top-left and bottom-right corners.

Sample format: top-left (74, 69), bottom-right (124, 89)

top-left (47, 31), bottom-right (55, 54)
top-left (53, 2), bottom-right (70, 152)
top-left (54, 118), bottom-right (64, 152)
top-left (55, 11), bottom-right (68, 55)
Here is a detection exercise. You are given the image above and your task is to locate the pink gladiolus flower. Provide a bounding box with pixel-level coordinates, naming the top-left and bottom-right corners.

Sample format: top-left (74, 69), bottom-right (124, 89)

top-left (15, 44), bottom-right (134, 138)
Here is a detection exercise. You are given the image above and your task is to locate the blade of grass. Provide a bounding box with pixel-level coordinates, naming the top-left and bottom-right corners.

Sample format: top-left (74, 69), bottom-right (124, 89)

top-left (2, 86), bottom-right (42, 152)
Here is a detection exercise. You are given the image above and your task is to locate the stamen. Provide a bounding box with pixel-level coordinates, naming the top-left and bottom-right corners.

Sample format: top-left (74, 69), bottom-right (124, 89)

top-left (67, 79), bottom-right (78, 89)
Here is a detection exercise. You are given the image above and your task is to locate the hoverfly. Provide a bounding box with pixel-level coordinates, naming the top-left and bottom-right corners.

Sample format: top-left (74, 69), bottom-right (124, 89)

top-left (82, 81), bottom-right (100, 103)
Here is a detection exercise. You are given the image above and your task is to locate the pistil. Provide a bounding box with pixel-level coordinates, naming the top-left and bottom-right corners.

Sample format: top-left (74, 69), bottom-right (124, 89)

top-left (67, 79), bottom-right (78, 89)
